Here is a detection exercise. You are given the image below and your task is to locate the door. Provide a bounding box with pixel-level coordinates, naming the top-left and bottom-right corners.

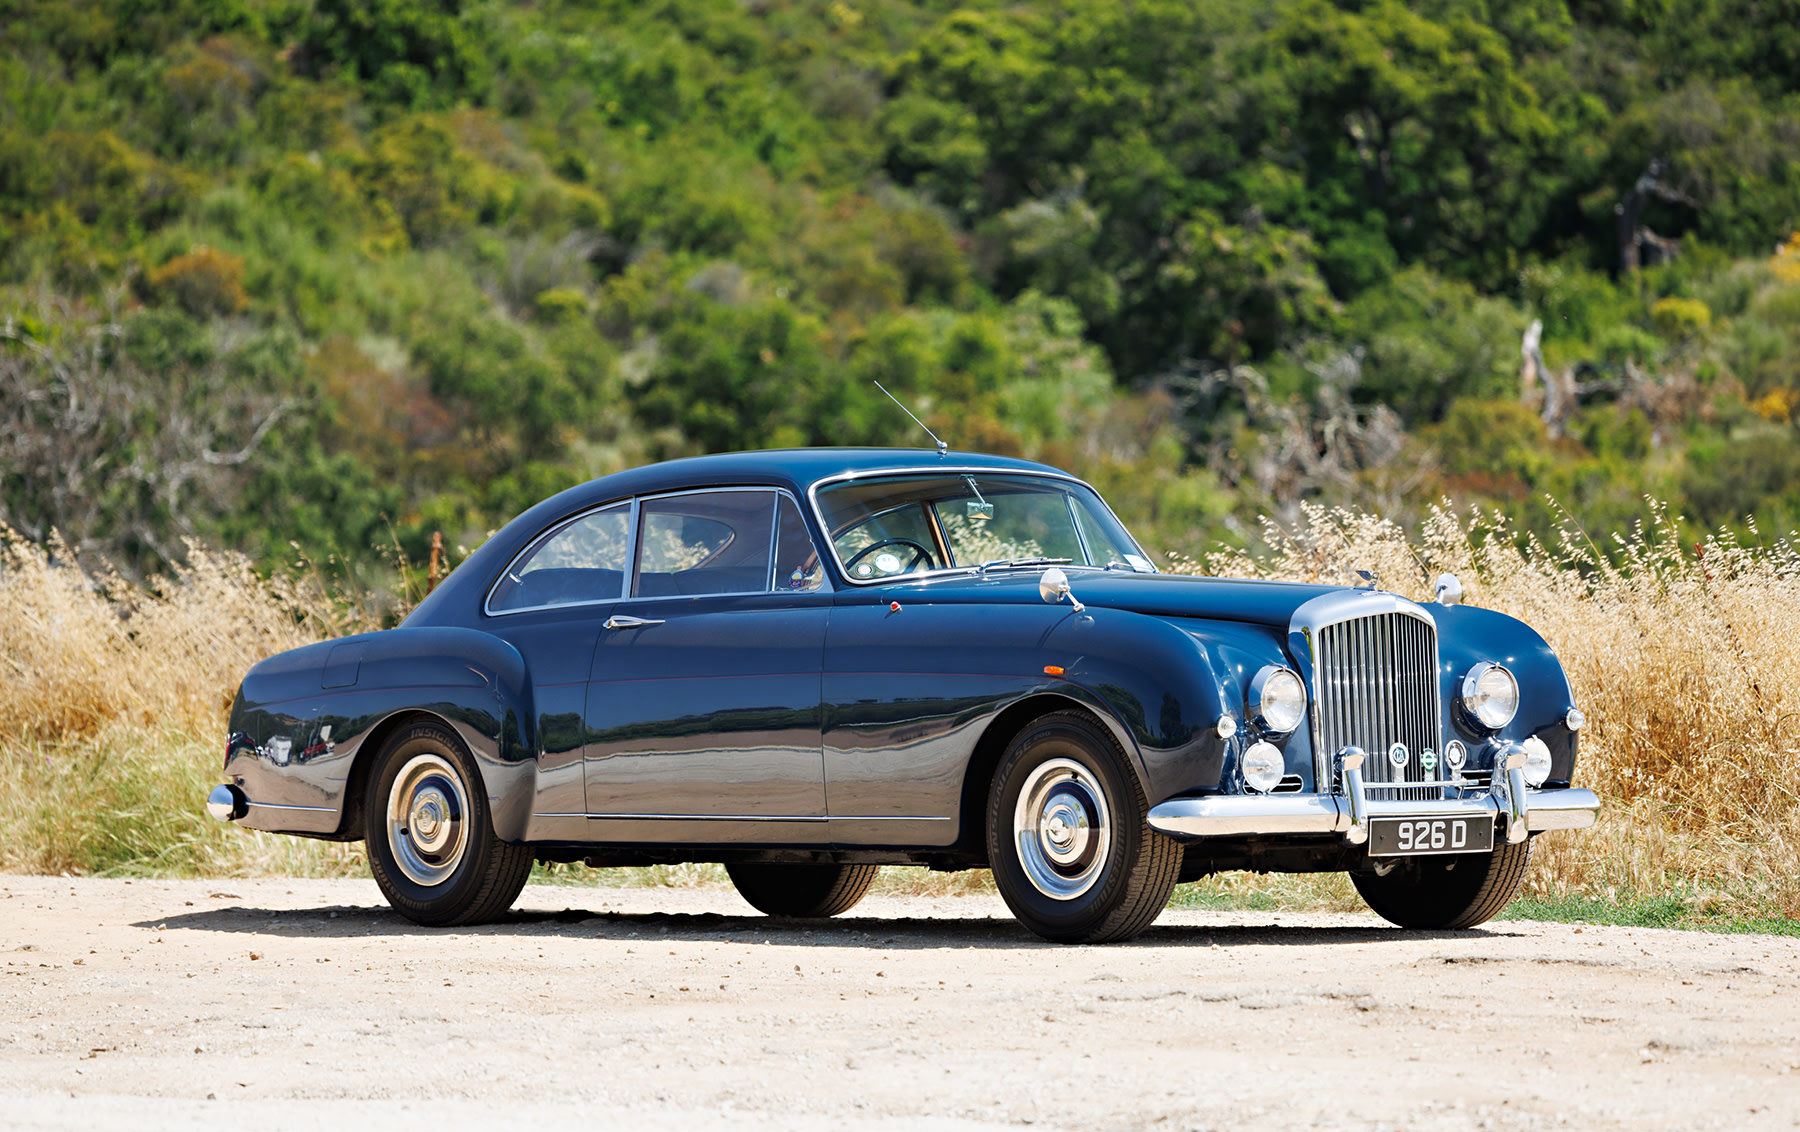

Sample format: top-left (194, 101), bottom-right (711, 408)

top-left (582, 490), bottom-right (831, 841)
top-left (485, 499), bottom-right (633, 823)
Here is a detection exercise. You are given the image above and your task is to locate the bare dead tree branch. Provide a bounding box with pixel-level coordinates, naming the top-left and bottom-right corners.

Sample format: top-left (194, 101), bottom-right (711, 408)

top-left (0, 299), bottom-right (291, 576)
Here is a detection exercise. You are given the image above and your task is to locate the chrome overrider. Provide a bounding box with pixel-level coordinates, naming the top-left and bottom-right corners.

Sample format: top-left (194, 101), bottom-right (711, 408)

top-left (1147, 741), bottom-right (1600, 842)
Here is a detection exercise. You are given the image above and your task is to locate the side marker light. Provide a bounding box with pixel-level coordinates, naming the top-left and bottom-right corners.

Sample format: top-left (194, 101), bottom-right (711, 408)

top-left (1043, 666), bottom-right (1065, 677)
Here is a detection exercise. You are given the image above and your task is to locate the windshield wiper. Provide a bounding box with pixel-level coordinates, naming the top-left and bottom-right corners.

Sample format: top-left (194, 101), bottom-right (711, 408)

top-left (977, 557), bottom-right (1072, 575)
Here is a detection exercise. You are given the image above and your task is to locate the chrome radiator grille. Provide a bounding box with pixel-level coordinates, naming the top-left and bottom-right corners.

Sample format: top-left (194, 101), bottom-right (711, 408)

top-left (1314, 611), bottom-right (1443, 797)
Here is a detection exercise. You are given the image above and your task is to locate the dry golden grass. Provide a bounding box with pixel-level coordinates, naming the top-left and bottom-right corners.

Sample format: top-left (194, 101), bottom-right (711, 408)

top-left (0, 530), bottom-right (364, 876)
top-left (4, 505), bottom-right (1798, 920)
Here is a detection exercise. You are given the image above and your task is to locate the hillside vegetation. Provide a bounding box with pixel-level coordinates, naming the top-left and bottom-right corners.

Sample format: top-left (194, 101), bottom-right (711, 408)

top-left (3, 2), bottom-right (1800, 912)
top-left (0, 0), bottom-right (1797, 586)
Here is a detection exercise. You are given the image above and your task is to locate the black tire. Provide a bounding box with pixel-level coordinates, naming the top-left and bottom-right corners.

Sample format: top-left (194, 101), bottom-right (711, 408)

top-left (726, 862), bottom-right (880, 918)
top-left (986, 711), bottom-right (1181, 944)
top-left (1351, 837), bottom-right (1533, 929)
top-left (363, 720), bottom-right (534, 927)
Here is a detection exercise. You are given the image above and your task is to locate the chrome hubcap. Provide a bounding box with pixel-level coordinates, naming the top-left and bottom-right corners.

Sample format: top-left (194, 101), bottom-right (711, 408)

top-left (1013, 758), bottom-right (1110, 900)
top-left (387, 753), bottom-right (469, 887)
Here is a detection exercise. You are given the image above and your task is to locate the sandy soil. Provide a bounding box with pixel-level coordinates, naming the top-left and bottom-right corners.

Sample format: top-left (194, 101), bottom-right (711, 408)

top-left (1, 875), bottom-right (1797, 1131)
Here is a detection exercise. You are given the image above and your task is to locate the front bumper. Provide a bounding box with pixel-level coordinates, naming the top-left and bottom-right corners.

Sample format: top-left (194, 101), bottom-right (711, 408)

top-left (1148, 747), bottom-right (1599, 845)
top-left (1147, 786), bottom-right (1599, 839)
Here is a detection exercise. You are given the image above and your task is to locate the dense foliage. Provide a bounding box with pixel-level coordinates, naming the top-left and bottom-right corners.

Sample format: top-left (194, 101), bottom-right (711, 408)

top-left (1, 0), bottom-right (1797, 583)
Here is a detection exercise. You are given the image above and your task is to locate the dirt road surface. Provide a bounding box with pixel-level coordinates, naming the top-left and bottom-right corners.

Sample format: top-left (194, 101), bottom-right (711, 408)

top-left (1, 876), bottom-right (1797, 1131)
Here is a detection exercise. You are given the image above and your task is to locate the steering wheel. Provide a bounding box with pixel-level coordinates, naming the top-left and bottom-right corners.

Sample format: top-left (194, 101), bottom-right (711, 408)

top-left (844, 538), bottom-right (935, 578)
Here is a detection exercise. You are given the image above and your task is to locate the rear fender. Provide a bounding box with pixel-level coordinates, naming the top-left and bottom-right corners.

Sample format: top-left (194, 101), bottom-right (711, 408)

top-left (225, 628), bottom-right (536, 841)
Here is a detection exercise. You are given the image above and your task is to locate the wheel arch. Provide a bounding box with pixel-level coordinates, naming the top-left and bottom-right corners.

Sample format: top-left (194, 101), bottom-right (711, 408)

top-left (954, 692), bottom-right (1143, 863)
top-left (337, 708), bottom-right (480, 841)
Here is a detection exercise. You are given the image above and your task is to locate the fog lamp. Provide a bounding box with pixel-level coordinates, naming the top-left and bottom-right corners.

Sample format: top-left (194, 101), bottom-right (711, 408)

top-left (1241, 741), bottom-right (1286, 794)
top-left (1460, 662), bottom-right (1519, 730)
top-left (1521, 736), bottom-right (1553, 788)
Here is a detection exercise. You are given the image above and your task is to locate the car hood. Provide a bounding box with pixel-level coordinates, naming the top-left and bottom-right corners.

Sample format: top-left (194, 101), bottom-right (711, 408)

top-left (878, 570), bottom-right (1346, 629)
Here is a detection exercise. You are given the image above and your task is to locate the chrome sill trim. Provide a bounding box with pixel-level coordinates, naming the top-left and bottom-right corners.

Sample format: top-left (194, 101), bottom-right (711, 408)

top-left (1147, 787), bottom-right (1599, 841)
top-left (584, 813), bottom-right (830, 822)
top-left (536, 813), bottom-right (950, 822)
top-left (244, 801), bottom-right (336, 814)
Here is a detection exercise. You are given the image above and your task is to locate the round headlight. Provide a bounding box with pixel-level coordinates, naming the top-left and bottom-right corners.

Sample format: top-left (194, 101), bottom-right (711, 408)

top-left (1241, 741), bottom-right (1286, 794)
top-left (1461, 662), bottom-right (1519, 730)
top-left (1521, 736), bottom-right (1553, 788)
top-left (1249, 666), bottom-right (1306, 734)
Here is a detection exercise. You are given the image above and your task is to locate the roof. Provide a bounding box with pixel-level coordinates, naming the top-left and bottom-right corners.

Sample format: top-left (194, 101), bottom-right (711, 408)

top-left (532, 448), bottom-right (1068, 517)
top-left (406, 447), bottom-right (1076, 626)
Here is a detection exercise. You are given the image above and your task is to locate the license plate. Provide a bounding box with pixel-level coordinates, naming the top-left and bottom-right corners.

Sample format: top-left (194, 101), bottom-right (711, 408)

top-left (1368, 815), bottom-right (1494, 857)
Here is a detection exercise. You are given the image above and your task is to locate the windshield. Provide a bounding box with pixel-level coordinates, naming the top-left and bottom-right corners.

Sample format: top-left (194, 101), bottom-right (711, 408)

top-left (814, 473), bottom-right (1156, 582)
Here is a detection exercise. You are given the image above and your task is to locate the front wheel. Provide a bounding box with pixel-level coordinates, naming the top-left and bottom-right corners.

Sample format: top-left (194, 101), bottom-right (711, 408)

top-left (986, 711), bottom-right (1181, 944)
top-left (1351, 837), bottom-right (1532, 929)
top-left (726, 862), bottom-right (880, 918)
top-left (364, 721), bottom-right (534, 926)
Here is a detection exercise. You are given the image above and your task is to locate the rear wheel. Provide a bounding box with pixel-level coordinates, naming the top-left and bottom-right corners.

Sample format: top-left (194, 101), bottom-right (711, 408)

top-left (1351, 837), bottom-right (1532, 929)
top-left (986, 711), bottom-right (1180, 944)
top-left (726, 862), bottom-right (880, 918)
top-left (364, 721), bottom-right (533, 927)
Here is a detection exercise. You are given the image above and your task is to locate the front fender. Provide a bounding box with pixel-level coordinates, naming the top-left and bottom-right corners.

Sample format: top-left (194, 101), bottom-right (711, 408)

top-left (1435, 605), bottom-right (1580, 783)
top-left (225, 627), bottom-right (537, 841)
top-left (1048, 611), bottom-right (1240, 804)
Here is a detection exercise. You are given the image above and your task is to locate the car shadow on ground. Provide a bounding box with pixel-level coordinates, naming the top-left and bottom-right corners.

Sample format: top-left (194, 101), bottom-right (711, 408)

top-left (133, 901), bottom-right (1519, 948)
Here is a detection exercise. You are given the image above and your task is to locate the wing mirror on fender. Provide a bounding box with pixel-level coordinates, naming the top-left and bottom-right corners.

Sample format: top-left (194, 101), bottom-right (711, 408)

top-left (1039, 567), bottom-right (1086, 614)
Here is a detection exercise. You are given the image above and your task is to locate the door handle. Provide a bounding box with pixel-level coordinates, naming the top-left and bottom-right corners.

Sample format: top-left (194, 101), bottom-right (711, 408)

top-left (604, 615), bottom-right (665, 630)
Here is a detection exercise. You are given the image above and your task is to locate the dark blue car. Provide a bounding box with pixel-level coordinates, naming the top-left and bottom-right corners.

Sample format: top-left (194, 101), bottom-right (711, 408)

top-left (210, 448), bottom-right (1597, 943)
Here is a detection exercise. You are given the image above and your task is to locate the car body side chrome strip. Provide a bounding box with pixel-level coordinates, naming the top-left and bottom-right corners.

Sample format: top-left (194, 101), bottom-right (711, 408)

top-left (535, 812), bottom-right (953, 822)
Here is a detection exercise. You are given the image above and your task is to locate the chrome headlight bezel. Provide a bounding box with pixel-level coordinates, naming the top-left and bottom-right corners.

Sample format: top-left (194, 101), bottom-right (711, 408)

top-left (1459, 662), bottom-right (1519, 731)
top-left (1248, 665), bottom-right (1306, 735)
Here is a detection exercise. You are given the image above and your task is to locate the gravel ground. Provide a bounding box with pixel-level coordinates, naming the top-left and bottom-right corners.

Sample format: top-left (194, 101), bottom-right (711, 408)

top-left (1, 875), bottom-right (1796, 1131)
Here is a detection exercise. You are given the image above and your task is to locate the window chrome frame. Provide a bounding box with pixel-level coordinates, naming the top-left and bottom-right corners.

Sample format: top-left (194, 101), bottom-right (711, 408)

top-left (483, 486), bottom-right (826, 617)
top-left (806, 466), bottom-right (1156, 588)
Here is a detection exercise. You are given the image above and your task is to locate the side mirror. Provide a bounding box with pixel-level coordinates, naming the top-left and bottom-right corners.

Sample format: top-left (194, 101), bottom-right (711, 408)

top-left (1434, 573), bottom-right (1463, 606)
top-left (1039, 567), bottom-right (1086, 614)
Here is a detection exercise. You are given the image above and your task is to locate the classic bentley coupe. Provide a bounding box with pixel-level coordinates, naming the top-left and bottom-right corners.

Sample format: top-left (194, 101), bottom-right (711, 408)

top-left (210, 448), bottom-right (1597, 943)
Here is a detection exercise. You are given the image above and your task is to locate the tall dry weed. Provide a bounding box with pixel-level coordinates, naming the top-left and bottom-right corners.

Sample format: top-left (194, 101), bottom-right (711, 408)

top-left (0, 528), bottom-right (369, 875)
top-left (1194, 501), bottom-right (1800, 915)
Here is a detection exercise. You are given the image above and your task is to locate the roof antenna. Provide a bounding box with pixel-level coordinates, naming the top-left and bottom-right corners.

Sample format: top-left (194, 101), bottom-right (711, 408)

top-left (874, 381), bottom-right (947, 457)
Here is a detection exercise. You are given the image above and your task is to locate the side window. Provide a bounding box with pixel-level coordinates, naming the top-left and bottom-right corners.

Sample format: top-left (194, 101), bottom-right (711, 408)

top-left (634, 491), bottom-right (777, 597)
top-left (774, 495), bottom-right (828, 592)
top-left (489, 502), bottom-right (630, 613)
